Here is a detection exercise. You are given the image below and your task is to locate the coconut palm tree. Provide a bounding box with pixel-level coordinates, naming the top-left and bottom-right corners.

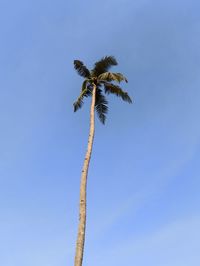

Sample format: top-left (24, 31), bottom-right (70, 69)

top-left (73, 56), bottom-right (132, 266)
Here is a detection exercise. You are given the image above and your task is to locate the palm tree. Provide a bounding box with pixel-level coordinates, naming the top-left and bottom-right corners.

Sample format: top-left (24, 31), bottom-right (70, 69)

top-left (73, 56), bottom-right (132, 266)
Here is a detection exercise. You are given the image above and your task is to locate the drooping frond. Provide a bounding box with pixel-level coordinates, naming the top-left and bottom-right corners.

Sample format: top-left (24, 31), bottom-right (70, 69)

top-left (103, 82), bottom-right (132, 103)
top-left (74, 60), bottom-right (90, 78)
top-left (73, 81), bottom-right (92, 112)
top-left (95, 88), bottom-right (108, 124)
top-left (82, 79), bottom-right (93, 95)
top-left (98, 72), bottom-right (128, 83)
top-left (81, 79), bottom-right (88, 91)
top-left (73, 89), bottom-right (87, 112)
top-left (92, 56), bottom-right (117, 77)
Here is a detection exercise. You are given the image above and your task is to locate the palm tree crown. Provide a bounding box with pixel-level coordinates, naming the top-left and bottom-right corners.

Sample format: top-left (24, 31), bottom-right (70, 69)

top-left (73, 56), bottom-right (132, 124)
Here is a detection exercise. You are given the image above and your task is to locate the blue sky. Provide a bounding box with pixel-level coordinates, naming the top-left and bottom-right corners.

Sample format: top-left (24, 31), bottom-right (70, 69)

top-left (0, 0), bottom-right (200, 265)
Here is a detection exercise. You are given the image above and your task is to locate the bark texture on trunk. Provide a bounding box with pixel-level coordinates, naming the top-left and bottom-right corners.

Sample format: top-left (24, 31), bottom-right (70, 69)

top-left (74, 84), bottom-right (96, 266)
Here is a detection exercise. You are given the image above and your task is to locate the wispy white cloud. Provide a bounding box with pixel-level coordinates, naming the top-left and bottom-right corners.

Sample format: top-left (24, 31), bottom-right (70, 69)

top-left (88, 215), bottom-right (200, 266)
top-left (87, 188), bottom-right (152, 239)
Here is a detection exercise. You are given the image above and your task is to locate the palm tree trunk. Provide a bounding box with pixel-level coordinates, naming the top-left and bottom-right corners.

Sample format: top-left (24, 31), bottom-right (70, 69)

top-left (74, 84), bottom-right (96, 266)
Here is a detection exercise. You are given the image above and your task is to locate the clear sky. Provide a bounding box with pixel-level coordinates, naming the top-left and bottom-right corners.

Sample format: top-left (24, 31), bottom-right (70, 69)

top-left (0, 0), bottom-right (200, 265)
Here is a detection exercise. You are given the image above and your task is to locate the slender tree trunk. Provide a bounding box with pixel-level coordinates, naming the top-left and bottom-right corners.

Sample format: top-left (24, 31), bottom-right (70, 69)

top-left (74, 84), bottom-right (96, 266)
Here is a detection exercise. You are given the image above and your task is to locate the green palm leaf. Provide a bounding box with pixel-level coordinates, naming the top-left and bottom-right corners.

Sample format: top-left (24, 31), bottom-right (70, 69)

top-left (103, 83), bottom-right (132, 103)
top-left (92, 56), bottom-right (117, 77)
top-left (95, 88), bottom-right (108, 124)
top-left (98, 72), bottom-right (128, 83)
top-left (73, 80), bottom-right (93, 112)
top-left (73, 89), bottom-right (87, 112)
top-left (74, 60), bottom-right (90, 78)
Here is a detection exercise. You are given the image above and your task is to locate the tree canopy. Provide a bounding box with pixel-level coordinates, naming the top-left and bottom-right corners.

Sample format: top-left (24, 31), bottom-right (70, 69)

top-left (73, 56), bottom-right (132, 124)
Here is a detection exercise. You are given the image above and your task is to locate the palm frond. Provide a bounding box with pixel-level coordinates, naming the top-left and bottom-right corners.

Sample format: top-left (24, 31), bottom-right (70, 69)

top-left (95, 88), bottom-right (108, 124)
top-left (73, 80), bottom-right (94, 112)
top-left (92, 56), bottom-right (117, 77)
top-left (73, 90), bottom-right (86, 112)
top-left (81, 79), bottom-right (89, 91)
top-left (103, 83), bottom-right (132, 103)
top-left (74, 60), bottom-right (90, 78)
top-left (98, 72), bottom-right (128, 83)
top-left (85, 86), bottom-right (92, 97)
